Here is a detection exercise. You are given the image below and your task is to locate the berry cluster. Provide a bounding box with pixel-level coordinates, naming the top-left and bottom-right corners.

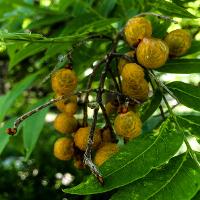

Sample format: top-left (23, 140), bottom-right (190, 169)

top-left (51, 16), bottom-right (191, 173)
top-left (51, 68), bottom-right (118, 168)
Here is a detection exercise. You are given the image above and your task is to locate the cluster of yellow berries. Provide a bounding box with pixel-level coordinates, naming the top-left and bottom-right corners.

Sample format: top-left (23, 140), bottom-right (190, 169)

top-left (51, 16), bottom-right (192, 170)
top-left (51, 68), bottom-right (119, 167)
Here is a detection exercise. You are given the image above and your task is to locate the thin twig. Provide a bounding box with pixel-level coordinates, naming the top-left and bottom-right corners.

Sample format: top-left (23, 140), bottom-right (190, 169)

top-left (83, 33), bottom-right (120, 184)
top-left (83, 60), bottom-right (106, 126)
top-left (6, 89), bottom-right (96, 135)
top-left (135, 12), bottom-right (178, 24)
top-left (149, 70), bottom-right (180, 104)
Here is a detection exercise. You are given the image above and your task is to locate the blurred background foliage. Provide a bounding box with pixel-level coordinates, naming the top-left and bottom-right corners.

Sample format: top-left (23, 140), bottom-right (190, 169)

top-left (0, 0), bottom-right (200, 199)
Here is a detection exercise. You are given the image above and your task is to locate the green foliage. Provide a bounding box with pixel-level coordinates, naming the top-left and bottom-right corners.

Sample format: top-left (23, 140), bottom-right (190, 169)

top-left (0, 0), bottom-right (199, 199)
top-left (64, 118), bottom-right (184, 195)
top-left (23, 98), bottom-right (49, 160)
top-left (167, 81), bottom-right (200, 112)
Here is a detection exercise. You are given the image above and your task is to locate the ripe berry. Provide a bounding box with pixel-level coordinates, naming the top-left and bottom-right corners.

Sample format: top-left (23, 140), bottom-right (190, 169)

top-left (74, 127), bottom-right (101, 151)
top-left (136, 37), bottom-right (169, 69)
top-left (54, 113), bottom-right (78, 134)
top-left (53, 137), bottom-right (74, 161)
top-left (164, 29), bottom-right (191, 56)
top-left (118, 51), bottom-right (135, 74)
top-left (121, 63), bottom-right (149, 101)
top-left (51, 68), bottom-right (77, 96)
top-left (124, 17), bottom-right (152, 47)
top-left (94, 143), bottom-right (119, 166)
top-left (114, 111), bottom-right (142, 140)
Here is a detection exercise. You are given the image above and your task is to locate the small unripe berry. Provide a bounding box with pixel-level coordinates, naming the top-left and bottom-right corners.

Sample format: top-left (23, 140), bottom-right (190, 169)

top-left (94, 143), bottom-right (119, 166)
top-left (53, 137), bottom-right (74, 161)
top-left (114, 111), bottom-right (142, 140)
top-left (136, 38), bottom-right (169, 69)
top-left (54, 113), bottom-right (78, 134)
top-left (51, 68), bottom-right (77, 96)
top-left (74, 127), bottom-right (101, 151)
top-left (124, 17), bottom-right (152, 47)
top-left (121, 63), bottom-right (149, 101)
top-left (164, 29), bottom-right (191, 56)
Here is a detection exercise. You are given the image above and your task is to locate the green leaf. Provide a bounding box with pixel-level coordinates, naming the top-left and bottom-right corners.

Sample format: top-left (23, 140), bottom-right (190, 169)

top-left (9, 43), bottom-right (48, 69)
top-left (64, 118), bottom-right (183, 195)
top-left (156, 59), bottom-right (200, 74)
top-left (167, 81), bottom-right (200, 112)
top-left (177, 115), bottom-right (200, 138)
top-left (152, 0), bottom-right (196, 18)
top-left (23, 98), bottom-right (49, 160)
top-left (186, 41), bottom-right (200, 55)
top-left (0, 118), bottom-right (15, 154)
top-left (76, 18), bottom-right (117, 34)
top-left (96, 0), bottom-right (117, 17)
top-left (111, 153), bottom-right (200, 200)
top-left (140, 90), bottom-right (162, 122)
top-left (0, 73), bottom-right (38, 122)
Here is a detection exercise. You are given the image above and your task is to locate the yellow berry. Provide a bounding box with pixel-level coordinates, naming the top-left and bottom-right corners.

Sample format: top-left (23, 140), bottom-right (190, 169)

top-left (136, 37), bottom-right (169, 69)
top-left (94, 143), bottom-right (119, 166)
top-left (54, 113), bottom-right (78, 134)
top-left (121, 63), bottom-right (149, 101)
top-left (114, 111), bottom-right (142, 140)
top-left (124, 17), bottom-right (152, 46)
top-left (53, 137), bottom-right (74, 161)
top-left (164, 29), bottom-right (191, 56)
top-left (55, 95), bottom-right (78, 115)
top-left (51, 68), bottom-right (77, 96)
top-left (74, 127), bottom-right (101, 151)
top-left (118, 51), bottom-right (135, 74)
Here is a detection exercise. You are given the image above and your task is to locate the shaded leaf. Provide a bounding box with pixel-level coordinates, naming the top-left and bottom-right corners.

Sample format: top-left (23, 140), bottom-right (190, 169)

top-left (152, 0), bottom-right (196, 18)
top-left (23, 98), bottom-right (49, 160)
top-left (9, 43), bottom-right (48, 69)
top-left (64, 118), bottom-right (183, 195)
top-left (140, 90), bottom-right (162, 122)
top-left (167, 81), bottom-right (200, 112)
top-left (0, 118), bottom-right (16, 154)
top-left (177, 115), bottom-right (200, 138)
top-left (96, 0), bottom-right (117, 17)
top-left (0, 73), bottom-right (38, 122)
top-left (156, 59), bottom-right (200, 74)
top-left (186, 41), bottom-right (200, 55)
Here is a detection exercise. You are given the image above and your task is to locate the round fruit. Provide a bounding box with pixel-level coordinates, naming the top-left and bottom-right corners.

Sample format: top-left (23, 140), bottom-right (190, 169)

top-left (51, 68), bottom-right (78, 96)
top-left (54, 113), bottom-right (78, 134)
top-left (53, 137), bottom-right (74, 161)
top-left (74, 127), bottom-right (101, 151)
top-left (124, 17), bottom-right (152, 46)
top-left (164, 29), bottom-right (191, 56)
top-left (94, 143), bottom-right (119, 166)
top-left (55, 95), bottom-right (78, 115)
top-left (114, 111), bottom-right (142, 139)
top-left (136, 37), bottom-right (169, 69)
top-left (118, 51), bottom-right (135, 74)
top-left (55, 95), bottom-right (77, 111)
top-left (64, 102), bottom-right (78, 116)
top-left (121, 63), bottom-right (149, 101)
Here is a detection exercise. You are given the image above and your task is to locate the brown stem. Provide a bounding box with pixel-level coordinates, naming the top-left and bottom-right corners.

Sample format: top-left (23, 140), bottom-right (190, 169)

top-left (6, 89), bottom-right (96, 135)
top-left (83, 60), bottom-right (106, 127)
